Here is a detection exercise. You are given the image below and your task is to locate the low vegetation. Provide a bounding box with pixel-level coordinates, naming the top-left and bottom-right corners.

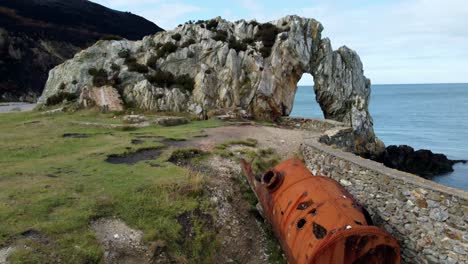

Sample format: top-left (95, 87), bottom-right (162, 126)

top-left (88, 68), bottom-right (109, 87)
top-left (124, 57), bottom-right (149, 73)
top-left (254, 23), bottom-right (280, 58)
top-left (0, 111), bottom-right (223, 263)
top-left (181, 38), bottom-right (196, 49)
top-left (228, 37), bottom-right (248, 52)
top-left (171, 33), bottom-right (182, 41)
top-left (212, 30), bottom-right (228, 42)
top-left (156, 42), bottom-right (178, 59)
top-left (206, 19), bottom-right (219, 31)
top-left (45, 92), bottom-right (78, 106)
top-left (146, 69), bottom-right (195, 92)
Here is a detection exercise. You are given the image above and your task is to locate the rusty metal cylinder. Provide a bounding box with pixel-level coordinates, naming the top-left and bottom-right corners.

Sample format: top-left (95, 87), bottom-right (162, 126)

top-left (242, 158), bottom-right (401, 264)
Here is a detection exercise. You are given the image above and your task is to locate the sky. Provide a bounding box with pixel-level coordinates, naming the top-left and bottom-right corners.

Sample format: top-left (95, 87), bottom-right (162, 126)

top-left (92, 0), bottom-right (468, 85)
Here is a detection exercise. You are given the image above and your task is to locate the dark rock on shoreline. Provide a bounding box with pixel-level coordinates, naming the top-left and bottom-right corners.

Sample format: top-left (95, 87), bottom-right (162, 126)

top-left (376, 145), bottom-right (466, 178)
top-left (0, 0), bottom-right (163, 102)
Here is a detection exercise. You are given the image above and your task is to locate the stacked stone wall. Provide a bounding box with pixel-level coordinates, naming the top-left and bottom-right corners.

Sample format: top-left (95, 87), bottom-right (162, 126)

top-left (301, 139), bottom-right (467, 264)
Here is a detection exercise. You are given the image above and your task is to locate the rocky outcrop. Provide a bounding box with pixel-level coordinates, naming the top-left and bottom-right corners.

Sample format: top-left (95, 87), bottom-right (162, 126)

top-left (376, 145), bottom-right (467, 178)
top-left (38, 15), bottom-right (382, 156)
top-left (0, 0), bottom-right (163, 102)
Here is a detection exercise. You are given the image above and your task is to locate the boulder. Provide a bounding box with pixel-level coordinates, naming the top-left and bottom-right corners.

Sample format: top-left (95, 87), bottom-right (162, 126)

top-left (38, 15), bottom-right (381, 156)
top-left (377, 145), bottom-right (465, 178)
top-left (154, 117), bottom-right (189, 127)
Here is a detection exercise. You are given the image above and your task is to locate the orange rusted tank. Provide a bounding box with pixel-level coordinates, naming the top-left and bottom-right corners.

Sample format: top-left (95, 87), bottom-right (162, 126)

top-left (241, 158), bottom-right (401, 264)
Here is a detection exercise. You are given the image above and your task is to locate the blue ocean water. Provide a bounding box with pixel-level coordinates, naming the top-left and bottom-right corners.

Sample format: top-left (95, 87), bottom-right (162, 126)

top-left (291, 84), bottom-right (468, 190)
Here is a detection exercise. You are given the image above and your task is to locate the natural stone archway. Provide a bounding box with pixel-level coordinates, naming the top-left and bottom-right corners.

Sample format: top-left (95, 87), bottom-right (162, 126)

top-left (290, 74), bottom-right (323, 118)
top-left (38, 15), bottom-right (383, 156)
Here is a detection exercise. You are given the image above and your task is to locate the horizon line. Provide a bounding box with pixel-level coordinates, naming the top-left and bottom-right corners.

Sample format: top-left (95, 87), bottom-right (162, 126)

top-left (298, 82), bottom-right (468, 86)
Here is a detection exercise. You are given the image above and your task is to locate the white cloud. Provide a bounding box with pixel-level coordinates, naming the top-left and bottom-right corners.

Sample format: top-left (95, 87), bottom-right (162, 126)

top-left (293, 0), bottom-right (468, 84)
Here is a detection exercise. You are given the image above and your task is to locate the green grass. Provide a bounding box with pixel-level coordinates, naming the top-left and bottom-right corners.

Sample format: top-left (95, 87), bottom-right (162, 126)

top-left (0, 110), bottom-right (223, 263)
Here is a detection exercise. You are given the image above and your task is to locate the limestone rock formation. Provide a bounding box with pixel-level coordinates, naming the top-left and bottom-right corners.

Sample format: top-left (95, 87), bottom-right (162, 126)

top-left (0, 0), bottom-right (163, 101)
top-left (38, 15), bottom-right (383, 156)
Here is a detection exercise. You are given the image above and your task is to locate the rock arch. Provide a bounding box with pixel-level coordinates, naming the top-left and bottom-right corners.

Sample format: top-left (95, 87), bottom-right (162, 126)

top-left (38, 15), bottom-right (383, 156)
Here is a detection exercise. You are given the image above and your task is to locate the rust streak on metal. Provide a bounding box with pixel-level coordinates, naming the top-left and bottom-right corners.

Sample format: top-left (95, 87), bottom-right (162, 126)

top-left (241, 158), bottom-right (401, 264)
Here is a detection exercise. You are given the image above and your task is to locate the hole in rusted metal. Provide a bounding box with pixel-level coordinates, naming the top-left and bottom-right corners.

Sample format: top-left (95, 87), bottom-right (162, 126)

top-left (297, 218), bottom-right (306, 229)
top-left (313, 222), bottom-right (327, 239)
top-left (262, 170), bottom-right (283, 192)
top-left (309, 208), bottom-right (317, 216)
top-left (356, 236), bottom-right (370, 255)
top-left (345, 235), bottom-right (360, 258)
top-left (297, 200), bottom-right (313, 210)
top-left (263, 171), bottom-right (275, 184)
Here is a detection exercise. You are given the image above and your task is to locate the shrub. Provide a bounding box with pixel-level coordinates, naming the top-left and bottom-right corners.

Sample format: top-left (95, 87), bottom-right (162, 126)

top-left (228, 37), bottom-right (247, 52)
top-left (146, 70), bottom-right (195, 92)
top-left (125, 57), bottom-right (149, 73)
top-left (110, 63), bottom-right (121, 72)
top-left (181, 38), bottom-right (196, 48)
top-left (176, 74), bottom-right (195, 92)
top-left (46, 92), bottom-right (78, 106)
top-left (128, 62), bottom-right (149, 73)
top-left (249, 21), bottom-right (259, 27)
top-left (171, 33), bottom-right (182, 41)
top-left (147, 56), bottom-right (158, 69)
top-left (157, 42), bottom-right (178, 59)
top-left (212, 30), bottom-right (228, 42)
top-left (255, 23), bottom-right (280, 48)
top-left (243, 38), bottom-right (255, 45)
top-left (206, 19), bottom-right (219, 31)
top-left (118, 49), bottom-right (130, 58)
top-left (146, 69), bottom-right (175, 88)
top-left (88, 68), bottom-right (109, 87)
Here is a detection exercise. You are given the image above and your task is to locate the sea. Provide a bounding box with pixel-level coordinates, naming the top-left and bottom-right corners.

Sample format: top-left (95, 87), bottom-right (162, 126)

top-left (291, 83), bottom-right (468, 191)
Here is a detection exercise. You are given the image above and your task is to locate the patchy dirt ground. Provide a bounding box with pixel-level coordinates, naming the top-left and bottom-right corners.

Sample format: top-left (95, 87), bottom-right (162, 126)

top-left (92, 124), bottom-right (318, 264)
top-left (179, 124), bottom-right (320, 158)
top-left (205, 156), bottom-right (270, 263)
top-left (0, 120), bottom-right (321, 263)
top-left (0, 247), bottom-right (15, 264)
top-left (91, 218), bottom-right (152, 264)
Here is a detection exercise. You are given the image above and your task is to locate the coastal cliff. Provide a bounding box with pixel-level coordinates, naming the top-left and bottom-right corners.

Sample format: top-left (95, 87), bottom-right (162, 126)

top-left (0, 0), bottom-right (163, 102)
top-left (38, 15), bottom-right (383, 157)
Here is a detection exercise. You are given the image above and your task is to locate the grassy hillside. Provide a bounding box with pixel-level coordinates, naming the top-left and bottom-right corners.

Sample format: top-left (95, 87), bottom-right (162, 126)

top-left (0, 111), bottom-right (222, 263)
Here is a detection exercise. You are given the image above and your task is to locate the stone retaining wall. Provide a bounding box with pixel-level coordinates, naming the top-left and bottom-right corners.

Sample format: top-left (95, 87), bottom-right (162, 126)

top-left (278, 117), bottom-right (345, 133)
top-left (301, 139), bottom-right (467, 264)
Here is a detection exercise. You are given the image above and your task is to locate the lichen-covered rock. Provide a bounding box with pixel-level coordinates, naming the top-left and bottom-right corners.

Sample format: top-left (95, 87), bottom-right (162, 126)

top-left (38, 15), bottom-right (381, 156)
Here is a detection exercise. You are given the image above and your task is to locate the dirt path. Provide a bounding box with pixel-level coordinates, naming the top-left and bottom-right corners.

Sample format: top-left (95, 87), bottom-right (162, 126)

top-left (186, 125), bottom-right (321, 157)
top-left (204, 156), bottom-right (270, 263)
